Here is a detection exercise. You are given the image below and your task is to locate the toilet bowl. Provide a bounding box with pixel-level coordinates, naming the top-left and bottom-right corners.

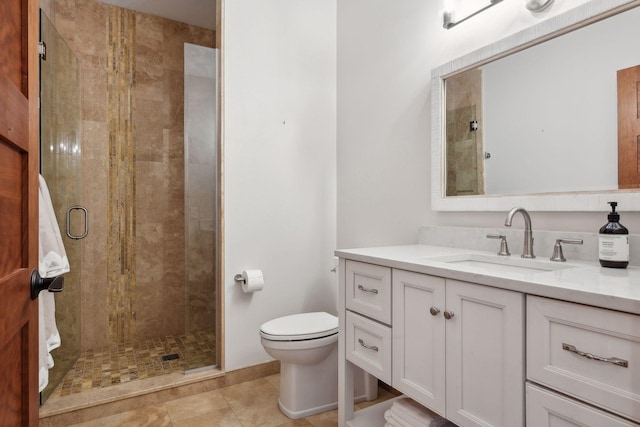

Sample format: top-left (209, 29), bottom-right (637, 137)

top-left (260, 311), bottom-right (376, 419)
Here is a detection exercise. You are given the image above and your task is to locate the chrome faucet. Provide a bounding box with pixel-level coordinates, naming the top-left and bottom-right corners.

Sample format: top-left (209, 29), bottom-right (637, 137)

top-left (504, 207), bottom-right (535, 258)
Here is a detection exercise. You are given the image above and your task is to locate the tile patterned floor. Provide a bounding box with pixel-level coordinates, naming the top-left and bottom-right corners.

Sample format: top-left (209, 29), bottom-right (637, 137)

top-left (68, 375), bottom-right (396, 427)
top-left (49, 331), bottom-right (216, 398)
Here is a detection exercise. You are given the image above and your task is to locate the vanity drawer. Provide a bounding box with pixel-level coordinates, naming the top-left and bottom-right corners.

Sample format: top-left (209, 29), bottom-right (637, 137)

top-left (527, 383), bottom-right (639, 427)
top-left (345, 311), bottom-right (392, 384)
top-left (527, 296), bottom-right (640, 422)
top-left (345, 260), bottom-right (391, 324)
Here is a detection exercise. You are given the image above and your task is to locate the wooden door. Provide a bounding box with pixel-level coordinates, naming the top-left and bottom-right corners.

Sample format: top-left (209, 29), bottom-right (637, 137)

top-left (445, 280), bottom-right (525, 427)
top-left (391, 270), bottom-right (446, 416)
top-left (617, 65), bottom-right (640, 189)
top-left (0, 0), bottom-right (40, 425)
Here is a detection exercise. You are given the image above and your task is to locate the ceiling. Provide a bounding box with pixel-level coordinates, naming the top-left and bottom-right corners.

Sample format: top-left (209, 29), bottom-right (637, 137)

top-left (97, 0), bottom-right (215, 30)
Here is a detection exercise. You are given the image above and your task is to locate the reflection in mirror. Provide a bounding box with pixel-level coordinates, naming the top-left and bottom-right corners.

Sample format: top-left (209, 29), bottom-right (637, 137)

top-left (443, 4), bottom-right (640, 197)
top-left (445, 69), bottom-right (483, 196)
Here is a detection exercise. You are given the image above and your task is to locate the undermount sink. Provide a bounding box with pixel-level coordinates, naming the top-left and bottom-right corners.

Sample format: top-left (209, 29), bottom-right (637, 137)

top-left (419, 253), bottom-right (575, 275)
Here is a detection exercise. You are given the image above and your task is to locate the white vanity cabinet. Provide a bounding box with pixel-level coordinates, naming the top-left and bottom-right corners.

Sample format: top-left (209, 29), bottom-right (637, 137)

top-left (392, 269), bottom-right (525, 427)
top-left (340, 259), bottom-right (525, 427)
top-left (338, 244), bottom-right (640, 427)
top-left (527, 296), bottom-right (640, 426)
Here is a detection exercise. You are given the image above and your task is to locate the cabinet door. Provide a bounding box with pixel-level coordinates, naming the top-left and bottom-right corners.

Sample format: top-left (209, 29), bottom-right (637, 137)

top-left (392, 270), bottom-right (446, 416)
top-left (445, 280), bottom-right (525, 427)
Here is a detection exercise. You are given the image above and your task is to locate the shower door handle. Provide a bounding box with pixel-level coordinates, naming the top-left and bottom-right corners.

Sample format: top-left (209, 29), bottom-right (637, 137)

top-left (66, 205), bottom-right (88, 239)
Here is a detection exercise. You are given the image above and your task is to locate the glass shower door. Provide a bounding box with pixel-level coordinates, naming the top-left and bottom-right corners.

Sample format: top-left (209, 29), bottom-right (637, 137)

top-left (183, 43), bottom-right (218, 371)
top-left (39, 10), bottom-right (83, 402)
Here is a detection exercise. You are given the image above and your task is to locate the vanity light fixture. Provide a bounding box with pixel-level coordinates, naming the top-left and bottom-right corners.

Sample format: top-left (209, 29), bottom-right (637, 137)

top-left (443, 0), bottom-right (503, 29)
top-left (525, 0), bottom-right (554, 12)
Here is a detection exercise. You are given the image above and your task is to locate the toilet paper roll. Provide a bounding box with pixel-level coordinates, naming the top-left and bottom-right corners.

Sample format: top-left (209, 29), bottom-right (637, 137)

top-left (241, 269), bottom-right (264, 293)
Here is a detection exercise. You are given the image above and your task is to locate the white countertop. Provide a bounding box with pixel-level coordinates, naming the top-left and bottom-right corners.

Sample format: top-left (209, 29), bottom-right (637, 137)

top-left (335, 245), bottom-right (640, 315)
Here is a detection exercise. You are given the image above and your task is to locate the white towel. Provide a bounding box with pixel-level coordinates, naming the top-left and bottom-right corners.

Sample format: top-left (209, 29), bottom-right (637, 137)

top-left (384, 409), bottom-right (408, 427)
top-left (385, 397), bottom-right (439, 426)
top-left (38, 174), bottom-right (68, 392)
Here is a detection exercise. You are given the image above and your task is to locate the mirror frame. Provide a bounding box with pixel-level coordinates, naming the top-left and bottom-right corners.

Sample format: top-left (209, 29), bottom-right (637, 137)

top-left (431, 0), bottom-right (640, 211)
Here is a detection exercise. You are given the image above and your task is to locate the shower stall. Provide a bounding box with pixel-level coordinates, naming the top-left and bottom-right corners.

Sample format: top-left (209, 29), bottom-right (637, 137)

top-left (39, 5), bottom-right (219, 404)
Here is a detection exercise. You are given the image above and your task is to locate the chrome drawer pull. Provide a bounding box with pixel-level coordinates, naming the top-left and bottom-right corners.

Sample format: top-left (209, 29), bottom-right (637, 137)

top-left (358, 338), bottom-right (379, 352)
top-left (357, 284), bottom-right (378, 295)
top-left (562, 343), bottom-right (628, 368)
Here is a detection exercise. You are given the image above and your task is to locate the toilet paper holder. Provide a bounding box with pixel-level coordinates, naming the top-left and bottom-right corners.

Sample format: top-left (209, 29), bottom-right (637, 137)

top-left (234, 269), bottom-right (265, 293)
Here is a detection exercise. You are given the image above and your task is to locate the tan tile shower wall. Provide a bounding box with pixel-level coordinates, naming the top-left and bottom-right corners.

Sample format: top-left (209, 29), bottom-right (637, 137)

top-left (107, 7), bottom-right (137, 344)
top-left (132, 12), bottom-right (215, 342)
top-left (44, 0), bottom-right (215, 351)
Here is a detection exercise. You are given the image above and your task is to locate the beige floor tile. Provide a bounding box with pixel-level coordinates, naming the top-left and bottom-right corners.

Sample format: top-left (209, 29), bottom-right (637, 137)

top-left (68, 420), bottom-right (104, 427)
top-left (171, 407), bottom-right (242, 427)
top-left (219, 378), bottom-right (279, 409)
top-left (98, 404), bottom-right (172, 427)
top-left (264, 374), bottom-right (280, 390)
top-left (164, 390), bottom-right (229, 421)
top-left (228, 400), bottom-right (290, 427)
top-left (220, 378), bottom-right (289, 427)
top-left (305, 408), bottom-right (338, 427)
top-left (62, 374), bottom-right (399, 427)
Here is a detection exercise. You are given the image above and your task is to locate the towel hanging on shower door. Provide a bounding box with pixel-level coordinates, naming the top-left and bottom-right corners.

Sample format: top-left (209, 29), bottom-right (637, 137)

top-left (38, 174), bottom-right (69, 392)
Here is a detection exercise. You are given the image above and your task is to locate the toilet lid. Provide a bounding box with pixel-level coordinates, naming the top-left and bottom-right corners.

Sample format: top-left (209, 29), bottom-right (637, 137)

top-left (260, 312), bottom-right (338, 341)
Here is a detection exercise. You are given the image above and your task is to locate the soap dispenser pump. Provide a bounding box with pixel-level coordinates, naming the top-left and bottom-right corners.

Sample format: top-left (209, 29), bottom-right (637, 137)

top-left (598, 202), bottom-right (629, 268)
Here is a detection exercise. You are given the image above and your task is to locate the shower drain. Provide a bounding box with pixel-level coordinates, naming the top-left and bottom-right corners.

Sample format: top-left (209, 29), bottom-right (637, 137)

top-left (161, 353), bottom-right (180, 361)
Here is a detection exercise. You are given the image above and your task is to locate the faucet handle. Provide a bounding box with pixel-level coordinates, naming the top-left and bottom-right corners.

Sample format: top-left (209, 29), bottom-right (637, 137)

top-left (550, 238), bottom-right (583, 262)
top-left (487, 234), bottom-right (510, 256)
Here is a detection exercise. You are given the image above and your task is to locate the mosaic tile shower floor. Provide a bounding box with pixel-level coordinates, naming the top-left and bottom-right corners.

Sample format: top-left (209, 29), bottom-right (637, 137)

top-left (49, 330), bottom-right (215, 398)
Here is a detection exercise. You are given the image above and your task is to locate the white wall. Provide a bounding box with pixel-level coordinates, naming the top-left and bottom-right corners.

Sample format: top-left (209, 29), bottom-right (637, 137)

top-left (337, 0), bottom-right (432, 248)
top-left (223, 0), bottom-right (337, 371)
top-left (337, 0), bottom-right (640, 250)
top-left (223, 0), bottom-right (640, 371)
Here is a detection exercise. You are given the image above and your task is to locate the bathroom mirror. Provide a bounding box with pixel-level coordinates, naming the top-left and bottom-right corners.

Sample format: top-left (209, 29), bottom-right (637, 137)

top-left (432, 0), bottom-right (640, 211)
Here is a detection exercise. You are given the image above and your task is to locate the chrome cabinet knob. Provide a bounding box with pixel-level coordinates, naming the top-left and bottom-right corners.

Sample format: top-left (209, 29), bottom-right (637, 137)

top-left (443, 310), bottom-right (455, 320)
top-left (429, 307), bottom-right (440, 316)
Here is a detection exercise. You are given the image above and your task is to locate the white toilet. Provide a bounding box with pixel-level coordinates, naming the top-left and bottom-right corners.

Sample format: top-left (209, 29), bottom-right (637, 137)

top-left (260, 311), bottom-right (376, 419)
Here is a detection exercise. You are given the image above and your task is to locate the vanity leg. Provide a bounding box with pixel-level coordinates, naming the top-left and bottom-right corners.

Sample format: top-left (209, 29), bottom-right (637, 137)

top-left (338, 258), bottom-right (354, 427)
top-left (338, 359), bottom-right (354, 426)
